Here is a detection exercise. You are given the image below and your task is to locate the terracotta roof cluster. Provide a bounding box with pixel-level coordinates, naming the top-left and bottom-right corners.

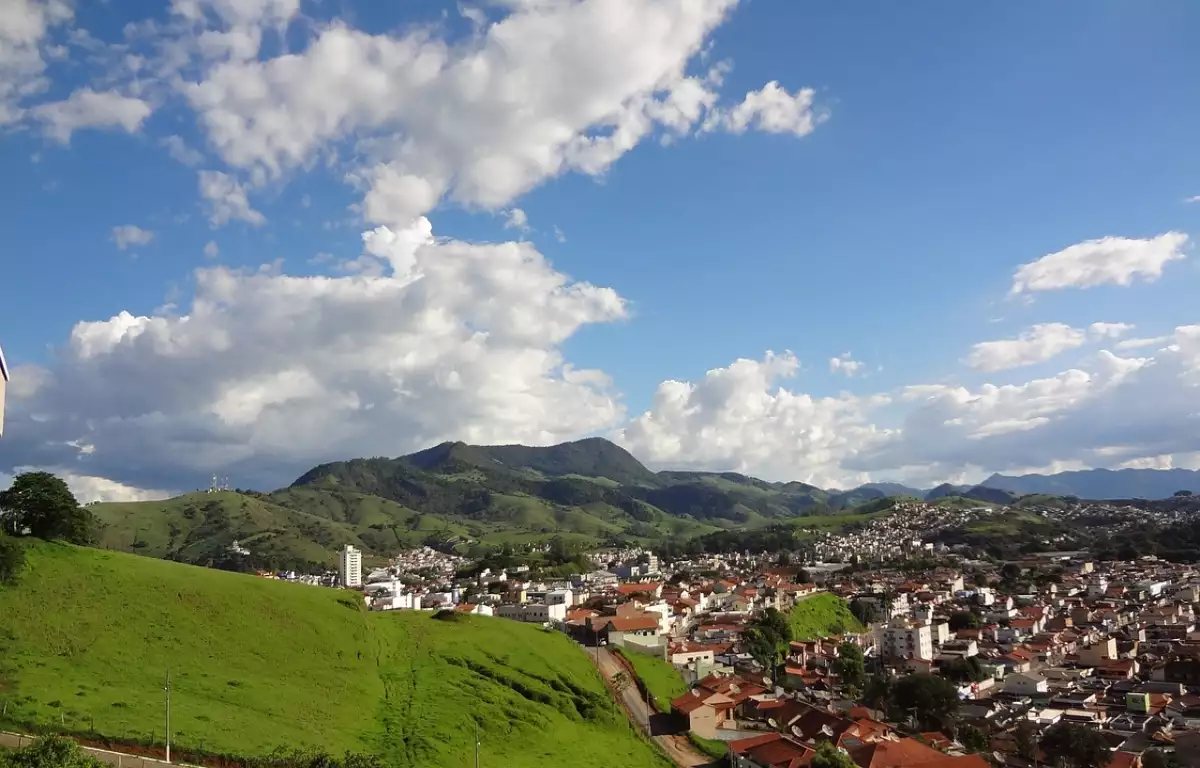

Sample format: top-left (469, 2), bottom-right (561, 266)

top-left (670, 673), bottom-right (767, 715)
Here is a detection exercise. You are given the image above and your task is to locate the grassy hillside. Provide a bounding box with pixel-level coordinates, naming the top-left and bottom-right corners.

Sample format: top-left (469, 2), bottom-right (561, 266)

top-left (788, 594), bottom-right (865, 641)
top-left (612, 650), bottom-right (687, 713)
top-left (0, 542), bottom-right (667, 768)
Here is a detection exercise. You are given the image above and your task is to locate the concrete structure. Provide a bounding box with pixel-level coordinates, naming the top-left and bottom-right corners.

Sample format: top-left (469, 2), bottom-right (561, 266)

top-left (0, 343), bottom-right (7, 437)
top-left (883, 619), bottom-right (934, 661)
top-left (338, 544), bottom-right (362, 588)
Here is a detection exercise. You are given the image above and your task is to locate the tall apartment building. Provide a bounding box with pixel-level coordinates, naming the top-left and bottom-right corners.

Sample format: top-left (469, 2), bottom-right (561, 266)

top-left (883, 619), bottom-right (934, 661)
top-left (0, 343), bottom-right (8, 437)
top-left (338, 544), bottom-right (363, 588)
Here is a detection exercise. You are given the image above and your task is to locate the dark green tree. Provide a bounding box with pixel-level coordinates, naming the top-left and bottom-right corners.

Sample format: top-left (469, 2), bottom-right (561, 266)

top-left (891, 673), bottom-right (959, 730)
top-left (948, 611), bottom-right (980, 631)
top-left (1141, 749), bottom-right (1183, 768)
top-left (849, 598), bottom-right (882, 626)
top-left (863, 675), bottom-right (894, 715)
top-left (810, 742), bottom-right (857, 768)
top-left (0, 735), bottom-right (105, 768)
top-left (0, 535), bottom-right (26, 585)
top-left (833, 642), bottom-right (865, 691)
top-left (1039, 722), bottom-right (1109, 768)
top-left (957, 723), bottom-right (988, 753)
top-left (0, 472), bottom-right (94, 544)
top-left (1013, 721), bottom-right (1039, 761)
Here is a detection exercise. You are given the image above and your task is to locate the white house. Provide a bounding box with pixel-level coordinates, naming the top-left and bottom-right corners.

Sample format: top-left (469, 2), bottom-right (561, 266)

top-left (1004, 672), bottom-right (1049, 696)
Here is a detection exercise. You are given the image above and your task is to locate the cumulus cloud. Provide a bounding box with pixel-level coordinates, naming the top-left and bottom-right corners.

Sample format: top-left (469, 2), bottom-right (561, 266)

top-left (617, 352), bottom-right (890, 487)
top-left (33, 89), bottom-right (153, 143)
top-left (503, 208), bottom-right (530, 233)
top-left (1087, 322), bottom-right (1135, 340)
top-left (178, 0), bottom-right (824, 229)
top-left (0, 467), bottom-right (172, 504)
top-left (1010, 232), bottom-right (1189, 295)
top-left (203, 240), bottom-right (219, 258)
top-left (161, 134), bottom-right (204, 166)
top-left (828, 353), bottom-right (863, 377)
top-left (965, 323), bottom-right (1087, 372)
top-left (702, 81), bottom-right (824, 136)
top-left (110, 225), bottom-right (156, 251)
top-left (0, 0), bottom-right (73, 125)
top-left (198, 170), bottom-right (265, 226)
top-left (0, 226), bottom-right (627, 491)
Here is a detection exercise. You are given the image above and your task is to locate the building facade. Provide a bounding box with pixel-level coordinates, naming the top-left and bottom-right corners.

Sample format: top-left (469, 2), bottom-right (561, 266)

top-left (883, 620), bottom-right (934, 661)
top-left (338, 545), bottom-right (363, 588)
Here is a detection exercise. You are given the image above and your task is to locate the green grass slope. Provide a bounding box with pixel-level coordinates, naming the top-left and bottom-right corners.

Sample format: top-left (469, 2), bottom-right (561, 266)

top-left (0, 542), bottom-right (667, 768)
top-left (788, 593), bottom-right (865, 641)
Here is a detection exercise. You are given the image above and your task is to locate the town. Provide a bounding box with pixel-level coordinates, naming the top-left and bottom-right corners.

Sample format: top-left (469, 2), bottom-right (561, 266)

top-left (268, 498), bottom-right (1200, 768)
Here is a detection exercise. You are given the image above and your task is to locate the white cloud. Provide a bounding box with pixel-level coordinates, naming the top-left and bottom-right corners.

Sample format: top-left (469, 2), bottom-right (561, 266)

top-left (1116, 335), bottom-right (1171, 351)
top-left (110, 225), bottom-right (156, 251)
top-left (0, 467), bottom-right (171, 504)
top-left (1010, 232), bottom-right (1189, 295)
top-left (199, 170), bottom-right (265, 226)
top-left (1087, 322), bottom-right (1134, 340)
top-left (179, 0), bottom-right (823, 230)
top-left (552, 225), bottom-right (566, 244)
top-left (828, 352), bottom-right (863, 377)
top-left (33, 89), bottom-right (153, 143)
top-left (617, 351), bottom-right (890, 487)
top-left (1185, 195), bottom-right (1200, 204)
top-left (702, 81), bottom-right (824, 137)
top-left (3, 224), bottom-right (627, 491)
top-left (203, 240), bottom-right (220, 258)
top-left (503, 208), bottom-right (530, 233)
top-left (0, 0), bottom-right (73, 125)
top-left (965, 323), bottom-right (1086, 372)
top-left (161, 134), bottom-right (204, 166)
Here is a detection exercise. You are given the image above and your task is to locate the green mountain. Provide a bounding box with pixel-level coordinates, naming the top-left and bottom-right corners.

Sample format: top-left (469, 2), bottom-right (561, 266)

top-left (0, 540), bottom-right (667, 768)
top-left (89, 438), bottom-right (904, 569)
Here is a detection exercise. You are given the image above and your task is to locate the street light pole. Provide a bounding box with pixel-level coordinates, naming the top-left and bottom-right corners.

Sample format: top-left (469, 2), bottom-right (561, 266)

top-left (163, 669), bottom-right (171, 764)
top-left (474, 719), bottom-right (480, 768)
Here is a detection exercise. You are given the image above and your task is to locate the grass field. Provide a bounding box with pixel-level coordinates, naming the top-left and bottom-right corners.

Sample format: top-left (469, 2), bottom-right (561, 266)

top-left (611, 650), bottom-right (688, 713)
top-left (0, 541), bottom-right (668, 768)
top-left (788, 593), bottom-right (865, 640)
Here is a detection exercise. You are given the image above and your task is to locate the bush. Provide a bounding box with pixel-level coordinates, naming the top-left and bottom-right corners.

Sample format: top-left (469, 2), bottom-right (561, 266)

top-left (0, 536), bottom-right (26, 585)
top-left (431, 609), bottom-right (463, 622)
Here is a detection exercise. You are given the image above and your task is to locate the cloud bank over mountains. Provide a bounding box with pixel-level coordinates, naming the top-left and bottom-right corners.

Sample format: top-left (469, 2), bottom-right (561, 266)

top-left (1, 0), bottom-right (1197, 501)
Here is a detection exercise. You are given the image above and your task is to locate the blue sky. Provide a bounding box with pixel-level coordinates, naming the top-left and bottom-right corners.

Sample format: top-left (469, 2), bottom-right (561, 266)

top-left (2, 0), bottom-right (1199, 500)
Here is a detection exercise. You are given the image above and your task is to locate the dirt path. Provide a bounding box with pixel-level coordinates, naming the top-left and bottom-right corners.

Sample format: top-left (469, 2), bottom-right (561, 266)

top-left (587, 647), bottom-right (718, 768)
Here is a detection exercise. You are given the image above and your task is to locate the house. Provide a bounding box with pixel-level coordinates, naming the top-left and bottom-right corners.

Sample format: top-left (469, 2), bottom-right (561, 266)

top-left (671, 673), bottom-right (766, 739)
top-left (728, 732), bottom-right (813, 768)
top-left (848, 737), bottom-right (991, 768)
top-left (1003, 672), bottom-right (1049, 696)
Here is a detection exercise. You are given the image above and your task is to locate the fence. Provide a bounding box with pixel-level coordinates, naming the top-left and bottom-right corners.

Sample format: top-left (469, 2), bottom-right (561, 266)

top-left (0, 731), bottom-right (199, 768)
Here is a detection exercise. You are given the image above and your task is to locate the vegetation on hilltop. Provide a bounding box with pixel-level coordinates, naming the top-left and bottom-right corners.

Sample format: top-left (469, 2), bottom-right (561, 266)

top-left (788, 593), bottom-right (865, 641)
top-left (0, 541), bottom-right (668, 768)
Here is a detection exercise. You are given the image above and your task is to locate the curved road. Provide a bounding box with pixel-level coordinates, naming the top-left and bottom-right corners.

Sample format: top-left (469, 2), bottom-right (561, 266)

top-left (589, 646), bottom-right (718, 768)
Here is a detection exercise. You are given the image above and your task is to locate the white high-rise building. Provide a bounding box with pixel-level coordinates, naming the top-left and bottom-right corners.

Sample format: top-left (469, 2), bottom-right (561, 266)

top-left (338, 545), bottom-right (362, 588)
top-left (0, 343), bottom-right (8, 438)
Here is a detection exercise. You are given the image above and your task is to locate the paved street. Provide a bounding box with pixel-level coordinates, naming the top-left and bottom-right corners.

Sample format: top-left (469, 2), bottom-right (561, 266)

top-left (589, 646), bottom-right (718, 768)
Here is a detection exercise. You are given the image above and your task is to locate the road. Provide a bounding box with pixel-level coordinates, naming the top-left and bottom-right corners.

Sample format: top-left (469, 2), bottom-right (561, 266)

top-left (589, 646), bottom-right (718, 768)
top-left (0, 732), bottom-right (191, 768)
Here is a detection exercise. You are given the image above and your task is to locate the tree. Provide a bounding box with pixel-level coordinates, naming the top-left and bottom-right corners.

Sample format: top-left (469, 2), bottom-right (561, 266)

top-left (833, 642), bottom-right (865, 691)
top-left (1013, 721), bottom-right (1039, 761)
top-left (863, 675), bottom-right (894, 715)
top-left (948, 611), bottom-right (980, 631)
top-left (742, 607), bottom-right (793, 685)
top-left (1173, 490), bottom-right (1194, 497)
top-left (891, 673), bottom-right (959, 730)
top-left (1039, 722), bottom-right (1109, 768)
top-left (0, 472), bottom-right (94, 545)
top-left (1000, 563), bottom-right (1022, 582)
top-left (1142, 749), bottom-right (1183, 768)
top-left (0, 735), bottom-right (105, 768)
top-left (810, 742), bottom-right (856, 768)
top-left (850, 598), bottom-right (882, 626)
top-left (0, 536), bottom-right (26, 585)
top-left (939, 656), bottom-right (988, 684)
top-left (957, 723), bottom-right (988, 753)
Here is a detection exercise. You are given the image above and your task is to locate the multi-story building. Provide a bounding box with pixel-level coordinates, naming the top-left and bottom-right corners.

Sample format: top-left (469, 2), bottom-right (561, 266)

top-left (883, 619), bottom-right (934, 661)
top-left (0, 343), bottom-right (8, 437)
top-left (338, 545), bottom-right (363, 588)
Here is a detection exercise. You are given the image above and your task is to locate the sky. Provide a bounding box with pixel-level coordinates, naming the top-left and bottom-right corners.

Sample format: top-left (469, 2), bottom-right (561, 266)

top-left (2, 0), bottom-right (1200, 503)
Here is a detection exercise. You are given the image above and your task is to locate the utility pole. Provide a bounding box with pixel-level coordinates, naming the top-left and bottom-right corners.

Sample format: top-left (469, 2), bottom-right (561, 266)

top-left (473, 719), bottom-right (480, 768)
top-left (163, 669), bottom-right (171, 764)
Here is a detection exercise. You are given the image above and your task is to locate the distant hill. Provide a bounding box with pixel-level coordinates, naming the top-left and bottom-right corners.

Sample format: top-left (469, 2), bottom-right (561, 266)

top-left (0, 541), bottom-right (665, 768)
top-left (926, 483), bottom-right (1017, 505)
top-left (982, 467), bottom-right (1200, 500)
